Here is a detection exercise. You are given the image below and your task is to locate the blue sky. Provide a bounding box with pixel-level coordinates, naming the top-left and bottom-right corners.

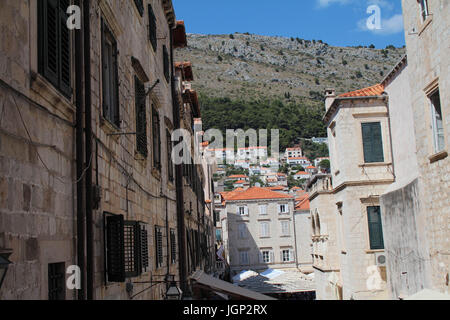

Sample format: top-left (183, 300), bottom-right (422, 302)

top-left (172, 0), bottom-right (406, 48)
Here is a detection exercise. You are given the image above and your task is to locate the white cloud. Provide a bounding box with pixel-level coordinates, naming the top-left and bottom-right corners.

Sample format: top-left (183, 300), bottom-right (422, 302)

top-left (358, 13), bottom-right (404, 35)
top-left (317, 0), bottom-right (352, 8)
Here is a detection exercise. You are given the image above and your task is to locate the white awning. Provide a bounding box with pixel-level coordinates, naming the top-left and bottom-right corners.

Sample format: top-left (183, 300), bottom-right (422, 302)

top-left (190, 271), bottom-right (277, 300)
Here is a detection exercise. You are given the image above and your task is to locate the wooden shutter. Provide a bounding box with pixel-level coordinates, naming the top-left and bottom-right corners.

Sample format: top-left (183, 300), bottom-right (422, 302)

top-left (163, 45), bottom-right (170, 82)
top-left (155, 226), bottom-right (163, 268)
top-left (135, 76), bottom-right (148, 157)
top-left (362, 122), bottom-right (384, 163)
top-left (152, 106), bottom-right (161, 169)
top-left (140, 223), bottom-right (149, 272)
top-left (133, 0), bottom-right (144, 16)
top-left (59, 0), bottom-right (71, 96)
top-left (170, 229), bottom-right (176, 264)
top-left (106, 214), bottom-right (125, 282)
top-left (39, 0), bottom-right (60, 88)
top-left (148, 4), bottom-right (157, 51)
top-left (367, 206), bottom-right (384, 250)
top-left (167, 130), bottom-right (174, 181)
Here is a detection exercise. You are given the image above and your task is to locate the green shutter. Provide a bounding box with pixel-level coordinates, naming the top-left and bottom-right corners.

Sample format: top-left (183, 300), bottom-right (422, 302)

top-left (148, 4), bottom-right (157, 51)
top-left (135, 76), bottom-right (148, 157)
top-left (367, 206), bottom-right (384, 250)
top-left (133, 0), bottom-right (144, 16)
top-left (362, 122), bottom-right (384, 163)
top-left (39, 0), bottom-right (60, 88)
top-left (59, 0), bottom-right (71, 97)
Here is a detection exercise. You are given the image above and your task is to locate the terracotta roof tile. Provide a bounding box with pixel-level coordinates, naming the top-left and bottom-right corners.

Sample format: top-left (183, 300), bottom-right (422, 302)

top-left (295, 197), bottom-right (310, 211)
top-left (339, 83), bottom-right (385, 98)
top-left (227, 187), bottom-right (293, 201)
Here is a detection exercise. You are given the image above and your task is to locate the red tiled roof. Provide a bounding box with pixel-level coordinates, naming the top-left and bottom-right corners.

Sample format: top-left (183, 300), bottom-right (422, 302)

top-left (266, 186), bottom-right (284, 190)
top-left (295, 197), bottom-right (310, 211)
top-left (295, 171), bottom-right (309, 175)
top-left (306, 165), bottom-right (316, 169)
top-left (227, 187), bottom-right (293, 201)
top-left (339, 84), bottom-right (385, 98)
top-left (228, 174), bottom-right (248, 179)
top-left (172, 21), bottom-right (187, 49)
top-left (234, 180), bottom-right (245, 184)
top-left (288, 157), bottom-right (308, 160)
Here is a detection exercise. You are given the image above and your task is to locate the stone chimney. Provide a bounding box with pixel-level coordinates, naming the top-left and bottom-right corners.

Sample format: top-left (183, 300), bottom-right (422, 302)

top-left (324, 88), bottom-right (336, 111)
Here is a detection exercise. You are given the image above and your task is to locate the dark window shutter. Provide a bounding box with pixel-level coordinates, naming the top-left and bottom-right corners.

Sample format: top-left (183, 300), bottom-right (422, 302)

top-left (152, 106), bottom-right (161, 169)
top-left (59, 0), bottom-right (71, 97)
top-left (148, 4), bottom-right (157, 51)
top-left (163, 45), bottom-right (170, 82)
top-left (134, 0), bottom-right (144, 16)
top-left (170, 229), bottom-right (176, 264)
top-left (106, 214), bottom-right (125, 282)
top-left (155, 226), bottom-right (163, 268)
top-left (39, 0), bottom-right (59, 88)
top-left (362, 122), bottom-right (384, 163)
top-left (135, 76), bottom-right (148, 157)
top-left (124, 221), bottom-right (140, 277)
top-left (167, 130), bottom-right (174, 181)
top-left (367, 206), bottom-right (384, 250)
top-left (140, 224), bottom-right (149, 272)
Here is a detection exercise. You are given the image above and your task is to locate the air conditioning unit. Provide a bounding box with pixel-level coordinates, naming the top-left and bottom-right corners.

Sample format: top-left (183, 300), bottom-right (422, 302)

top-left (375, 252), bottom-right (386, 266)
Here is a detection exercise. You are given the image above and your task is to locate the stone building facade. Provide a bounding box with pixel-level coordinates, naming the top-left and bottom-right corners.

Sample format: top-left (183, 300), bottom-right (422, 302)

top-left (0, 0), bottom-right (215, 300)
top-left (222, 187), bottom-right (296, 275)
top-left (380, 0), bottom-right (449, 299)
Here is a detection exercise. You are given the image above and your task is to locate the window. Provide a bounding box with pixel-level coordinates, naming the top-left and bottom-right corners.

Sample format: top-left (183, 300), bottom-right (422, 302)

top-left (163, 45), bottom-right (170, 82)
top-left (238, 224), bottom-right (247, 239)
top-left (278, 204), bottom-right (288, 214)
top-left (133, 0), bottom-right (144, 16)
top-left (420, 0), bottom-right (429, 22)
top-left (170, 228), bottom-right (176, 264)
top-left (167, 130), bottom-right (174, 181)
top-left (367, 206), bottom-right (384, 250)
top-left (259, 204), bottom-right (267, 215)
top-left (281, 249), bottom-right (293, 262)
top-left (240, 251), bottom-right (249, 265)
top-left (238, 206), bottom-right (248, 216)
top-left (38, 0), bottom-right (72, 97)
top-left (148, 4), bottom-right (157, 51)
top-left (101, 20), bottom-right (120, 126)
top-left (281, 221), bottom-right (290, 236)
top-left (261, 250), bottom-right (271, 263)
top-left (135, 76), bottom-right (147, 157)
top-left (260, 222), bottom-right (270, 238)
top-left (155, 225), bottom-right (163, 268)
top-left (361, 122), bottom-right (384, 163)
top-left (105, 214), bottom-right (149, 282)
top-left (48, 262), bottom-right (65, 300)
top-left (430, 90), bottom-right (445, 153)
top-left (152, 105), bottom-right (161, 169)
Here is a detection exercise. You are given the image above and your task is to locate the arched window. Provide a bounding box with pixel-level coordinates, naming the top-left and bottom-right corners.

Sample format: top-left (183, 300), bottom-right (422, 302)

top-left (315, 212), bottom-right (321, 236)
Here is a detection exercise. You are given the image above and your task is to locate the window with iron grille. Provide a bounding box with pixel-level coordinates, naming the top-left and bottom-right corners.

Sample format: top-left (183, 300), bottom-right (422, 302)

top-left (101, 19), bottom-right (120, 126)
top-left (133, 0), bottom-right (144, 16)
top-left (163, 45), bottom-right (170, 82)
top-left (38, 0), bottom-right (72, 98)
top-left (167, 129), bottom-right (174, 182)
top-left (155, 225), bottom-right (163, 268)
top-left (148, 4), bottom-right (157, 51)
top-left (48, 262), bottom-right (65, 300)
top-left (152, 105), bottom-right (161, 169)
top-left (105, 214), bottom-right (149, 281)
top-left (124, 221), bottom-right (140, 277)
top-left (170, 228), bottom-right (176, 264)
top-left (135, 76), bottom-right (148, 157)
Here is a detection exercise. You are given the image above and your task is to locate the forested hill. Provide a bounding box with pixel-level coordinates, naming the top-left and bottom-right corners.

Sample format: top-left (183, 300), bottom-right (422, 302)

top-left (175, 33), bottom-right (405, 152)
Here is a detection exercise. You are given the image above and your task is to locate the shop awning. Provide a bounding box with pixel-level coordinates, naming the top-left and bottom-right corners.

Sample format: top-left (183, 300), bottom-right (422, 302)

top-left (190, 271), bottom-right (276, 300)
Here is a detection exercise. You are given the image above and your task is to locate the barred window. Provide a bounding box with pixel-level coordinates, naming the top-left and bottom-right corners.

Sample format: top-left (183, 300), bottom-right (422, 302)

top-left (38, 0), bottom-right (72, 97)
top-left (135, 76), bottom-right (148, 157)
top-left (167, 129), bottom-right (174, 182)
top-left (170, 228), bottom-right (176, 264)
top-left (148, 4), bottom-right (157, 51)
top-left (152, 105), bottom-right (161, 169)
top-left (48, 262), bottom-right (65, 300)
top-left (163, 45), bottom-right (170, 82)
top-left (155, 225), bottom-right (163, 268)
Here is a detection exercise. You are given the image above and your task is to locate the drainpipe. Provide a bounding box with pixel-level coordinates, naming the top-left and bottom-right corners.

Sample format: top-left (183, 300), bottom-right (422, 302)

top-left (83, 0), bottom-right (94, 300)
top-left (75, 0), bottom-right (85, 301)
top-left (170, 31), bottom-right (187, 292)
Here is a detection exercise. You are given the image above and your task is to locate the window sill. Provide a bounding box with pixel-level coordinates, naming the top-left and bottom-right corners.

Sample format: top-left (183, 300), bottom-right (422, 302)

top-left (428, 150), bottom-right (448, 164)
top-left (365, 249), bottom-right (384, 254)
top-left (134, 150), bottom-right (148, 163)
top-left (359, 162), bottom-right (391, 167)
top-left (280, 235), bottom-right (291, 238)
top-left (100, 116), bottom-right (121, 142)
top-left (418, 16), bottom-right (433, 36)
top-left (151, 167), bottom-right (161, 180)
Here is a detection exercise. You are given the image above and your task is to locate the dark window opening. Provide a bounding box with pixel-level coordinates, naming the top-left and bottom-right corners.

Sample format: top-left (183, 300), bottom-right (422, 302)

top-left (148, 4), bottom-right (157, 51)
top-left (167, 129), bottom-right (174, 182)
top-left (38, 0), bottom-right (72, 98)
top-left (163, 45), bottom-right (170, 82)
top-left (155, 225), bottom-right (163, 268)
top-left (170, 228), bottom-right (176, 264)
top-left (133, 0), bottom-right (144, 16)
top-left (152, 105), bottom-right (161, 170)
top-left (367, 206), bottom-right (384, 250)
top-left (48, 262), bottom-right (65, 300)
